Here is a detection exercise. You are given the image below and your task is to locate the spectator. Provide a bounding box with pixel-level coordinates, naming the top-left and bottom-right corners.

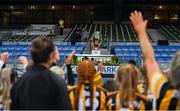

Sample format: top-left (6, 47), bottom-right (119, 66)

top-left (66, 54), bottom-right (103, 86)
top-left (68, 60), bottom-right (108, 110)
top-left (76, 27), bottom-right (82, 41)
top-left (103, 79), bottom-right (118, 92)
top-left (71, 27), bottom-right (81, 45)
top-left (19, 52), bottom-right (65, 80)
top-left (10, 37), bottom-right (72, 110)
top-left (130, 11), bottom-right (180, 110)
top-left (81, 29), bottom-right (89, 41)
top-left (18, 56), bottom-right (29, 70)
top-left (18, 46), bottom-right (59, 70)
top-left (107, 64), bottom-right (152, 110)
top-left (0, 68), bottom-right (17, 110)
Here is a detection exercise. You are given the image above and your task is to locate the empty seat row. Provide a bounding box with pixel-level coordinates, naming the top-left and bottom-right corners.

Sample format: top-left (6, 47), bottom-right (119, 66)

top-left (0, 43), bottom-right (86, 65)
top-left (112, 43), bottom-right (180, 63)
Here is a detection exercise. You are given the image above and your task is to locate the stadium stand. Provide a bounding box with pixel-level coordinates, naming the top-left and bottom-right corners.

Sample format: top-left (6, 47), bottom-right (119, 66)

top-left (1, 0), bottom-right (180, 110)
top-left (0, 42), bottom-right (86, 65)
top-left (160, 25), bottom-right (180, 42)
top-left (111, 43), bottom-right (180, 63)
top-left (4, 35), bottom-right (38, 42)
top-left (0, 24), bottom-right (30, 30)
top-left (66, 23), bottom-right (155, 43)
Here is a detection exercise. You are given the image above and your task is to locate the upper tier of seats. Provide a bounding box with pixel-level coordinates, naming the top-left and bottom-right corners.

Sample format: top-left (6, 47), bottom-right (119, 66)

top-left (1, 24), bottom-right (55, 42)
top-left (0, 42), bottom-right (86, 65)
top-left (3, 35), bottom-right (39, 42)
top-left (111, 43), bottom-right (180, 63)
top-left (66, 24), bottom-right (154, 43)
top-left (160, 25), bottom-right (180, 42)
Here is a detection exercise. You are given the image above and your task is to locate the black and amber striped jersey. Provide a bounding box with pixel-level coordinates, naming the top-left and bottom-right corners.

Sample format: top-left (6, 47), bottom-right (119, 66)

top-left (68, 83), bottom-right (108, 110)
top-left (107, 91), bottom-right (152, 110)
top-left (149, 72), bottom-right (180, 110)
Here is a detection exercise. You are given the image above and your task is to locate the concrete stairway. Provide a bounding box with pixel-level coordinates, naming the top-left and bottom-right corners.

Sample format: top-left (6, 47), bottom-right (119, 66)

top-left (147, 29), bottom-right (167, 42)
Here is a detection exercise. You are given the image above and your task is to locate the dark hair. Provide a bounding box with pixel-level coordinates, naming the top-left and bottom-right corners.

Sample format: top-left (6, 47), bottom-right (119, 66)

top-left (11, 69), bottom-right (18, 84)
top-left (128, 60), bottom-right (136, 66)
top-left (31, 37), bottom-right (55, 64)
top-left (82, 56), bottom-right (89, 61)
top-left (103, 79), bottom-right (118, 92)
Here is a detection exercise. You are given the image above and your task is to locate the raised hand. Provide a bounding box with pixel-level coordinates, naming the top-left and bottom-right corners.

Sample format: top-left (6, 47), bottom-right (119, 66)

top-left (98, 63), bottom-right (103, 74)
top-left (66, 50), bottom-right (75, 65)
top-left (129, 11), bottom-right (148, 35)
top-left (129, 10), bottom-right (160, 82)
top-left (18, 56), bottom-right (29, 65)
top-left (0, 52), bottom-right (9, 62)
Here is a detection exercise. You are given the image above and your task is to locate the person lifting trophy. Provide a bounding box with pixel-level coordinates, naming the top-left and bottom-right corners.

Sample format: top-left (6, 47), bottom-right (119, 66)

top-left (91, 31), bottom-right (102, 54)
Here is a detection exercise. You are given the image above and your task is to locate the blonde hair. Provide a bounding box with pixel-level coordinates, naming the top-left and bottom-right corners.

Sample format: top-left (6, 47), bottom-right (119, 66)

top-left (170, 51), bottom-right (180, 89)
top-left (114, 63), bottom-right (140, 104)
top-left (0, 68), bottom-right (12, 110)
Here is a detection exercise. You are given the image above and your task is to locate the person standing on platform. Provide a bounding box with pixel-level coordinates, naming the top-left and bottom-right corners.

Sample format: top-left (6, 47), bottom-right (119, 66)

top-left (91, 31), bottom-right (102, 50)
top-left (10, 37), bottom-right (72, 110)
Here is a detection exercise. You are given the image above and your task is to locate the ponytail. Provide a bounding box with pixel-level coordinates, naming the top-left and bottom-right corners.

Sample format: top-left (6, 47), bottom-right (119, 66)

top-left (89, 76), bottom-right (94, 110)
top-left (75, 81), bottom-right (83, 110)
top-left (115, 64), bottom-right (140, 106)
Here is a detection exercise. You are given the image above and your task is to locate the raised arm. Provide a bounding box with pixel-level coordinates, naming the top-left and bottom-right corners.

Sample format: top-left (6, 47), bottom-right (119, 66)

top-left (130, 11), bottom-right (160, 77)
top-left (66, 51), bottom-right (75, 85)
top-left (0, 52), bottom-right (9, 69)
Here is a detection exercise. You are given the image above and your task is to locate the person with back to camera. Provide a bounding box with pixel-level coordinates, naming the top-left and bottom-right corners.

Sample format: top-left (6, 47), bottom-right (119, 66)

top-left (130, 10), bottom-right (180, 110)
top-left (10, 37), bottom-right (72, 110)
top-left (107, 63), bottom-right (152, 110)
top-left (66, 52), bottom-right (103, 87)
top-left (68, 60), bottom-right (108, 110)
top-left (0, 52), bottom-right (18, 110)
top-left (0, 68), bottom-right (18, 111)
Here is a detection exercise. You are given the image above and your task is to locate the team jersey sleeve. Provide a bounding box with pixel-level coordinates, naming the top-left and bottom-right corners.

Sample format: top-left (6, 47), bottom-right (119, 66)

top-left (149, 72), bottom-right (167, 99)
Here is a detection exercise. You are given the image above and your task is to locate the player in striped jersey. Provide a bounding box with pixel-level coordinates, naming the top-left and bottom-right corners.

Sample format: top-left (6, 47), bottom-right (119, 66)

top-left (68, 60), bottom-right (108, 110)
top-left (107, 64), bottom-right (152, 110)
top-left (130, 11), bottom-right (180, 110)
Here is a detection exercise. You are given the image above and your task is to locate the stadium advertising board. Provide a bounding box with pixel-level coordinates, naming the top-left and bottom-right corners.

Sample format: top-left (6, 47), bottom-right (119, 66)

top-left (65, 65), bottom-right (118, 74)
